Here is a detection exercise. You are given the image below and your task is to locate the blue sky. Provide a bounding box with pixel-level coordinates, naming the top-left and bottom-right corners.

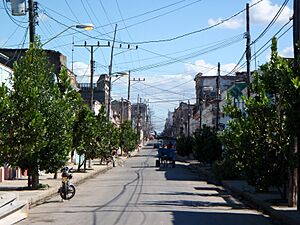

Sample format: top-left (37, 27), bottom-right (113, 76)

top-left (0, 0), bottom-right (294, 132)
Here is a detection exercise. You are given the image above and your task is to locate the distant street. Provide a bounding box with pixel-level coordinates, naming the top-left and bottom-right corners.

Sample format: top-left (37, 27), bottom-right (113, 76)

top-left (18, 143), bottom-right (277, 225)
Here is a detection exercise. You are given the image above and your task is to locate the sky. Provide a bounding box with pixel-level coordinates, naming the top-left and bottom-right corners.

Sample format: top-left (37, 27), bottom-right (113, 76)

top-left (0, 0), bottom-right (294, 132)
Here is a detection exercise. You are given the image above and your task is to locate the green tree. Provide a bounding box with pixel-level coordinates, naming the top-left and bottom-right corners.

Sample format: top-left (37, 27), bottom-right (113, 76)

top-left (176, 136), bottom-right (194, 157)
top-left (220, 38), bottom-right (298, 194)
top-left (72, 104), bottom-right (97, 171)
top-left (7, 40), bottom-right (76, 188)
top-left (0, 84), bottom-right (15, 166)
top-left (193, 126), bottom-right (222, 164)
top-left (120, 120), bottom-right (138, 154)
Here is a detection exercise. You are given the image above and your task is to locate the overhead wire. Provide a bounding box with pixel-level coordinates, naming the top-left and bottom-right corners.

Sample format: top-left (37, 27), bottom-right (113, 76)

top-left (2, 0), bottom-right (27, 28)
top-left (123, 0), bottom-right (263, 45)
top-left (129, 34), bottom-right (245, 72)
top-left (251, 0), bottom-right (289, 45)
top-left (231, 18), bottom-right (293, 73)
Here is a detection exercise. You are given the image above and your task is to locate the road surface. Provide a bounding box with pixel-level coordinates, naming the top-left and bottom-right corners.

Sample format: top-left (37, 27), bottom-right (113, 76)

top-left (17, 143), bottom-right (277, 225)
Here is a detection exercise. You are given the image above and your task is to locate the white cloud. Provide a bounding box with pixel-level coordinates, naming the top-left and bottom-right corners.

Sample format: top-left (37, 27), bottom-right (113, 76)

top-left (72, 61), bottom-right (92, 83)
top-left (280, 45), bottom-right (293, 58)
top-left (207, 0), bottom-right (292, 30)
top-left (208, 17), bottom-right (243, 29)
top-left (38, 12), bottom-right (49, 22)
top-left (250, 0), bottom-right (292, 24)
top-left (185, 59), bottom-right (239, 76)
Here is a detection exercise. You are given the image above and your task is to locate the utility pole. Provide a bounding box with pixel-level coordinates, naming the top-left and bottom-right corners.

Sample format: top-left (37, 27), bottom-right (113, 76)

top-left (107, 24), bottom-right (118, 119)
top-left (127, 70), bottom-right (131, 101)
top-left (28, 0), bottom-right (37, 44)
top-left (246, 3), bottom-right (251, 98)
top-left (136, 94), bottom-right (140, 138)
top-left (199, 96), bottom-right (202, 131)
top-left (75, 42), bottom-right (110, 110)
top-left (127, 77), bottom-right (145, 102)
top-left (293, 0), bottom-right (300, 211)
top-left (187, 100), bottom-right (190, 137)
top-left (216, 62), bottom-right (220, 132)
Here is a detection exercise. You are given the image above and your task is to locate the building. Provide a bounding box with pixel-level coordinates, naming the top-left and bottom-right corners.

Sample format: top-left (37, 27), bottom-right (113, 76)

top-left (172, 102), bottom-right (194, 137)
top-left (131, 102), bottom-right (149, 142)
top-left (78, 74), bottom-right (109, 111)
top-left (111, 99), bottom-right (131, 126)
top-left (194, 72), bottom-right (247, 130)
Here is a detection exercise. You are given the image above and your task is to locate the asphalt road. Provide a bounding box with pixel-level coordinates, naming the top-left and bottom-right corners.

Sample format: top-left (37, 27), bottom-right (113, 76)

top-left (17, 143), bottom-right (277, 225)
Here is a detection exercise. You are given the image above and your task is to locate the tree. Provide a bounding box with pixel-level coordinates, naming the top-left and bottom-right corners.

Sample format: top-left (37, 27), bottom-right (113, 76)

top-left (193, 126), bottom-right (222, 164)
top-left (220, 38), bottom-right (298, 195)
top-left (6, 40), bottom-right (76, 188)
top-left (120, 120), bottom-right (138, 154)
top-left (72, 104), bottom-right (97, 171)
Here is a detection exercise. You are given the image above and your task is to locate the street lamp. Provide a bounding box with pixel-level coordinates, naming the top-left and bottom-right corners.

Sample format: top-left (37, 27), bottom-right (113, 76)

top-left (42, 24), bottom-right (94, 46)
top-left (107, 71), bottom-right (129, 119)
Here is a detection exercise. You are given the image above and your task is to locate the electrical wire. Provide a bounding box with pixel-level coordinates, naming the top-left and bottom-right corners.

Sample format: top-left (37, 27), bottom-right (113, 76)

top-left (99, 0), bottom-right (197, 29)
top-left (251, 0), bottom-right (290, 45)
top-left (129, 34), bottom-right (245, 72)
top-left (2, 0), bottom-right (28, 28)
top-left (64, 0), bottom-right (80, 24)
top-left (230, 19), bottom-right (293, 74)
top-left (123, 0), bottom-right (263, 45)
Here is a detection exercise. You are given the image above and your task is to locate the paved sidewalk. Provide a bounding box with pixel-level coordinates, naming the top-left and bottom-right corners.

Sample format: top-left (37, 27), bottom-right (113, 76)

top-left (187, 160), bottom-right (300, 225)
top-left (0, 161), bottom-right (112, 208)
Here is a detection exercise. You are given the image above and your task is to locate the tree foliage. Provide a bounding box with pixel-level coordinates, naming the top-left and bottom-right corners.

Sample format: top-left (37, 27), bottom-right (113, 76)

top-left (1, 40), bottom-right (77, 187)
top-left (120, 120), bottom-right (138, 154)
top-left (193, 126), bottom-right (222, 164)
top-left (219, 38), bottom-right (299, 192)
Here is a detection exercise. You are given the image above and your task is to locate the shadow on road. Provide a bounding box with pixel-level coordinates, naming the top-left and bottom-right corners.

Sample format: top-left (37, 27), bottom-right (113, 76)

top-left (171, 211), bottom-right (273, 225)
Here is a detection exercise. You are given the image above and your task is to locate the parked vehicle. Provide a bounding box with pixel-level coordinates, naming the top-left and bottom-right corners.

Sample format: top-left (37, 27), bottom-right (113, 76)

top-left (58, 167), bottom-right (76, 200)
top-left (156, 147), bottom-right (176, 168)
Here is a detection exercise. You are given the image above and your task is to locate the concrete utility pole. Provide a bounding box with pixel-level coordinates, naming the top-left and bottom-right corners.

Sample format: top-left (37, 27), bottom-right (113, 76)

top-left (293, 0), bottom-right (300, 211)
top-left (127, 77), bottom-right (145, 102)
top-left (107, 24), bottom-right (118, 119)
top-left (75, 42), bottom-right (110, 110)
top-left (127, 71), bottom-right (131, 101)
top-left (216, 62), bottom-right (220, 132)
top-left (246, 3), bottom-right (251, 98)
top-left (187, 100), bottom-right (190, 137)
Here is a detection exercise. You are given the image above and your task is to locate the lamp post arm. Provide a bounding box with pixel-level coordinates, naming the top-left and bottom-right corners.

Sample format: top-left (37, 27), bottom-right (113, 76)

top-left (42, 26), bottom-right (74, 47)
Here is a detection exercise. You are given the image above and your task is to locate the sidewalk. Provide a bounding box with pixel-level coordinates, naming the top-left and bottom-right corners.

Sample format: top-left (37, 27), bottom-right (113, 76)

top-left (186, 160), bottom-right (300, 225)
top-left (0, 161), bottom-right (112, 208)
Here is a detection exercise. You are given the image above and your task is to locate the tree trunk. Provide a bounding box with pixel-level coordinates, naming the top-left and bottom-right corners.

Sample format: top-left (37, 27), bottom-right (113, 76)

top-left (84, 157), bottom-right (86, 172)
top-left (289, 168), bottom-right (297, 207)
top-left (31, 167), bottom-right (39, 189)
top-left (53, 172), bottom-right (58, 179)
top-left (27, 169), bottom-right (32, 188)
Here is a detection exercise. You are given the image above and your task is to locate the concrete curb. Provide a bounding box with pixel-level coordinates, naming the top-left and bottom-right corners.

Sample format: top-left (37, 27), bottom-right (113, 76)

top-left (29, 165), bottom-right (112, 208)
top-left (221, 182), bottom-right (299, 225)
top-left (188, 163), bottom-right (299, 225)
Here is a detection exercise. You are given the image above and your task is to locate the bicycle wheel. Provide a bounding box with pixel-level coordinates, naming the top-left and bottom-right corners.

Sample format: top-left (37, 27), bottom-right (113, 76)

top-left (60, 184), bottom-right (76, 200)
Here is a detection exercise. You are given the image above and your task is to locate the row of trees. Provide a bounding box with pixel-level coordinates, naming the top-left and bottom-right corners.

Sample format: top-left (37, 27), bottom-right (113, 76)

top-left (0, 40), bottom-right (138, 189)
top-left (219, 38), bottom-right (300, 199)
top-left (176, 38), bottom-right (300, 203)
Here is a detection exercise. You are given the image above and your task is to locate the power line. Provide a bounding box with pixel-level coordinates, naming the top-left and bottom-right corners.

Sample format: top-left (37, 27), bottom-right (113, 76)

top-left (123, 0), bottom-right (263, 45)
top-left (251, 0), bottom-right (290, 45)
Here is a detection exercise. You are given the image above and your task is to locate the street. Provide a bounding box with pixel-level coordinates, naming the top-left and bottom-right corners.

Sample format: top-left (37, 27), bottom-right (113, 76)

top-left (17, 144), bottom-right (277, 225)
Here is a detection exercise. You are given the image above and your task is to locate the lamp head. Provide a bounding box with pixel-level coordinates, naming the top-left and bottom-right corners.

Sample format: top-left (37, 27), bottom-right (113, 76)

top-left (75, 24), bottom-right (94, 30)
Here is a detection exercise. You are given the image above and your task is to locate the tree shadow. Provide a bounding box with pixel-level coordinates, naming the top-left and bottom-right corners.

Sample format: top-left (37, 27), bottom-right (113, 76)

top-left (171, 210), bottom-right (274, 225)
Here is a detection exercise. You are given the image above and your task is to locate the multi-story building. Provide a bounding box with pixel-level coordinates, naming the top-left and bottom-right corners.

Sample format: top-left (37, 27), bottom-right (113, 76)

top-left (78, 74), bottom-right (109, 112)
top-left (172, 102), bottom-right (194, 137)
top-left (131, 102), bottom-right (149, 141)
top-left (194, 72), bottom-right (247, 130)
top-left (111, 99), bottom-right (131, 126)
